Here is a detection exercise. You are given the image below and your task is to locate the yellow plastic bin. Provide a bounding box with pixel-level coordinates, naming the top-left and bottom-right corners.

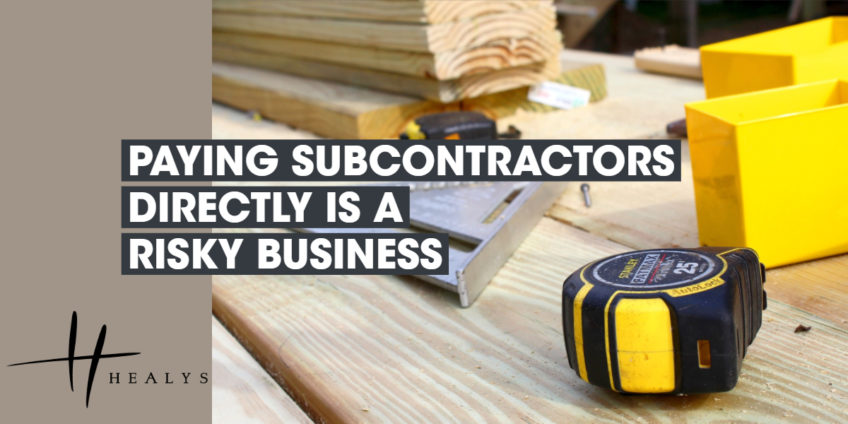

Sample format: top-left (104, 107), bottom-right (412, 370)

top-left (701, 17), bottom-right (848, 98)
top-left (685, 79), bottom-right (848, 268)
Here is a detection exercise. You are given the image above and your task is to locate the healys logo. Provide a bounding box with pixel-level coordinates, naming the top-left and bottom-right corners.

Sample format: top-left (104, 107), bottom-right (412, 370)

top-left (7, 311), bottom-right (208, 408)
top-left (7, 311), bottom-right (140, 407)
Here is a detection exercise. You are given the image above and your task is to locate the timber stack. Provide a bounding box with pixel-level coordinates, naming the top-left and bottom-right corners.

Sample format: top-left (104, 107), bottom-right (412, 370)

top-left (212, 0), bottom-right (562, 102)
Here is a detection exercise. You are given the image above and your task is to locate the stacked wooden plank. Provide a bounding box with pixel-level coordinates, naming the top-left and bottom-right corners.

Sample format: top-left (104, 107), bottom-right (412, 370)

top-left (212, 0), bottom-right (563, 103)
top-left (211, 56), bottom-right (606, 139)
top-left (212, 62), bottom-right (453, 139)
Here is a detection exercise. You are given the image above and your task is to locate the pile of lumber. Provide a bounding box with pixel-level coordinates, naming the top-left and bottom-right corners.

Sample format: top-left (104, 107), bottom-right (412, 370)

top-left (212, 0), bottom-right (563, 103)
top-left (212, 57), bottom-right (606, 139)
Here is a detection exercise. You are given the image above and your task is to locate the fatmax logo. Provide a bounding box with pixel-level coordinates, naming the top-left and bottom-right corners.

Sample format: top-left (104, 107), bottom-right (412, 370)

top-left (632, 253), bottom-right (661, 284)
top-left (7, 311), bottom-right (140, 407)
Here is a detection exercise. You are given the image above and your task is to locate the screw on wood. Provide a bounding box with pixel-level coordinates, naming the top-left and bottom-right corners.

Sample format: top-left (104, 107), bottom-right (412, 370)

top-left (580, 183), bottom-right (591, 208)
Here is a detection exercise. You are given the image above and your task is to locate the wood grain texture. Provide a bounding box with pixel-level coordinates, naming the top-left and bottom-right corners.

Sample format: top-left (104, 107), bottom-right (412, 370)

top-left (764, 255), bottom-right (848, 330)
top-left (212, 103), bottom-right (320, 140)
top-left (213, 50), bottom-right (702, 138)
top-left (212, 62), bottom-right (450, 138)
top-left (213, 45), bottom-right (455, 102)
top-left (211, 49), bottom-right (674, 139)
top-left (213, 30), bottom-right (562, 80)
top-left (211, 51), bottom-right (586, 138)
top-left (213, 44), bottom-right (560, 102)
top-left (213, 0), bottom-right (552, 25)
top-left (634, 45), bottom-right (702, 80)
top-left (212, 5), bottom-right (556, 53)
top-left (213, 318), bottom-right (313, 423)
top-left (213, 219), bottom-right (848, 423)
top-left (463, 61), bottom-right (606, 119)
top-left (211, 50), bottom-right (848, 421)
top-left (548, 141), bottom-right (699, 250)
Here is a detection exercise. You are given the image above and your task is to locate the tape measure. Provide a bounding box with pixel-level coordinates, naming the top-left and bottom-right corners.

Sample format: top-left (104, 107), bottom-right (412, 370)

top-left (400, 111), bottom-right (496, 140)
top-left (562, 247), bottom-right (766, 394)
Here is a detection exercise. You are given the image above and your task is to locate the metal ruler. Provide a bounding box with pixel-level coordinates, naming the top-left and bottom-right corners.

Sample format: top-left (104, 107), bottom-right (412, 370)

top-left (302, 181), bottom-right (566, 307)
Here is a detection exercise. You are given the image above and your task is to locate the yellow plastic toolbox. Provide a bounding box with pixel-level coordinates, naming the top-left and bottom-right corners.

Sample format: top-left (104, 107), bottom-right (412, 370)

top-left (685, 79), bottom-right (848, 268)
top-left (701, 17), bottom-right (848, 98)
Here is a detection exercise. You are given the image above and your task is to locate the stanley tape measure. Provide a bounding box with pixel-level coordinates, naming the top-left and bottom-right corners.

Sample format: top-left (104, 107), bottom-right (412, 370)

top-left (400, 111), bottom-right (497, 140)
top-left (562, 247), bottom-right (766, 394)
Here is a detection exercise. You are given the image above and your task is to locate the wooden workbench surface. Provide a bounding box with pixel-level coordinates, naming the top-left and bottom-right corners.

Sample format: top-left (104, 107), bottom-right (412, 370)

top-left (211, 50), bottom-right (848, 423)
top-left (213, 318), bottom-right (312, 423)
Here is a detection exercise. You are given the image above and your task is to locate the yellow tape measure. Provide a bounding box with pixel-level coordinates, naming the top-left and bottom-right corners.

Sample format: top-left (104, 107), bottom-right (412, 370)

top-left (562, 247), bottom-right (766, 394)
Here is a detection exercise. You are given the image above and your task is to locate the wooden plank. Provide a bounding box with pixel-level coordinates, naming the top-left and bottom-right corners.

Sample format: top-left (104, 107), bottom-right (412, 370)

top-left (213, 218), bottom-right (848, 423)
top-left (462, 61), bottom-right (606, 119)
top-left (213, 45), bottom-right (456, 102)
top-left (213, 317), bottom-right (313, 423)
top-left (766, 255), bottom-right (848, 329)
top-left (212, 5), bottom-right (556, 53)
top-left (211, 49), bottom-right (692, 139)
top-left (212, 103), bottom-right (320, 140)
top-left (213, 0), bottom-right (552, 24)
top-left (213, 30), bottom-right (562, 80)
top-left (635, 45), bottom-right (702, 80)
top-left (213, 44), bottom-right (560, 102)
top-left (211, 55), bottom-right (602, 138)
top-left (548, 141), bottom-right (699, 250)
top-left (212, 62), bottom-right (450, 139)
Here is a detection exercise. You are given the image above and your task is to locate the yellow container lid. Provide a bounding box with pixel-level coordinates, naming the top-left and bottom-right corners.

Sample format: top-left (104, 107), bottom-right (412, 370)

top-left (700, 17), bottom-right (848, 98)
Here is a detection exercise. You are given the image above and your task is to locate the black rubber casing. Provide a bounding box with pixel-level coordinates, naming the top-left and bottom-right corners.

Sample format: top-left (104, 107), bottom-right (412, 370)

top-left (404, 111), bottom-right (496, 140)
top-left (562, 247), bottom-right (766, 394)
